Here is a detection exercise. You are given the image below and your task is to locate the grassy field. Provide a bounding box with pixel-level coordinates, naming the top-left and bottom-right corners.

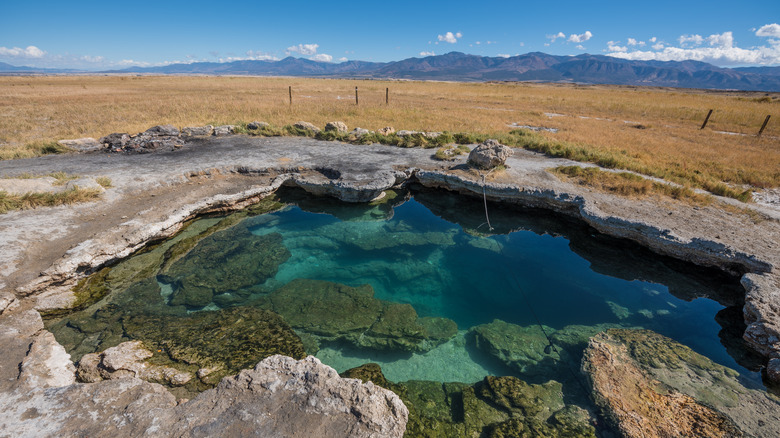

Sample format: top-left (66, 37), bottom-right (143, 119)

top-left (1, 75), bottom-right (778, 200)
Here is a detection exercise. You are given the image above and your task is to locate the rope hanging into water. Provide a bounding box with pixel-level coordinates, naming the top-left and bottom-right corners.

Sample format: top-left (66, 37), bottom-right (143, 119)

top-left (477, 170), bottom-right (592, 398)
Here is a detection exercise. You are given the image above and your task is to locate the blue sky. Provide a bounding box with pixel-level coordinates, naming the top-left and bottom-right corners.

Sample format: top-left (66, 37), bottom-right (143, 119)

top-left (1, 0), bottom-right (779, 69)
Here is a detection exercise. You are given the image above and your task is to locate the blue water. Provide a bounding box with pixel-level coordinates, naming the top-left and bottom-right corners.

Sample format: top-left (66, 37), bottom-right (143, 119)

top-left (239, 188), bottom-right (759, 387)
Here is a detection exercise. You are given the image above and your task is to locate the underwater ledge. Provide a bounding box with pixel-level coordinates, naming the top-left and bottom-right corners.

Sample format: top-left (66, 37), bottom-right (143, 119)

top-left (1, 136), bottom-right (779, 437)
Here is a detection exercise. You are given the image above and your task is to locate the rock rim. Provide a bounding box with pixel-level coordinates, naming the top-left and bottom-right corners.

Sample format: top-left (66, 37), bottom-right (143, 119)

top-left (0, 134), bottom-right (779, 435)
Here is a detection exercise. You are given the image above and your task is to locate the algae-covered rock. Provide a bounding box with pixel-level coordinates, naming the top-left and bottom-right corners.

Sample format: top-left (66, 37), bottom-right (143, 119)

top-left (583, 328), bottom-right (780, 438)
top-left (123, 305), bottom-right (306, 385)
top-left (470, 319), bottom-right (564, 379)
top-left (342, 363), bottom-right (595, 438)
top-left (161, 229), bottom-right (290, 308)
top-left (259, 279), bottom-right (457, 352)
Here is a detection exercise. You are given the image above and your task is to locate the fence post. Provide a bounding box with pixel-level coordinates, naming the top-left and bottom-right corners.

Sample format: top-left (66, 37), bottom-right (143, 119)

top-left (289, 86), bottom-right (292, 105)
top-left (700, 109), bottom-right (713, 129)
top-left (758, 115), bottom-right (771, 137)
top-left (386, 87), bottom-right (389, 105)
top-left (355, 86), bottom-right (359, 106)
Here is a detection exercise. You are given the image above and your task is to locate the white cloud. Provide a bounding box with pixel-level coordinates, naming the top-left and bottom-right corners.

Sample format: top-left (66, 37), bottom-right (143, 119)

top-left (568, 31), bottom-right (593, 43)
top-left (650, 37), bottom-right (657, 43)
top-left (245, 50), bottom-right (278, 61)
top-left (707, 31), bottom-right (733, 48)
top-left (419, 51), bottom-right (435, 56)
top-left (627, 38), bottom-right (638, 46)
top-left (548, 32), bottom-right (566, 43)
top-left (339, 57), bottom-right (348, 62)
top-left (310, 53), bottom-right (333, 62)
top-left (756, 23), bottom-right (780, 38)
top-left (607, 30), bottom-right (780, 65)
top-left (0, 45), bottom-right (46, 58)
top-left (286, 43), bottom-right (319, 56)
top-left (497, 53), bottom-right (511, 58)
top-left (475, 41), bottom-right (481, 45)
top-left (438, 32), bottom-right (460, 43)
top-left (79, 55), bottom-right (104, 63)
top-left (576, 45), bottom-right (586, 50)
top-left (679, 34), bottom-right (704, 47)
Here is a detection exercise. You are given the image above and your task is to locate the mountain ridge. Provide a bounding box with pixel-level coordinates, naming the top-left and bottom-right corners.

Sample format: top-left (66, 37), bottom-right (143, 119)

top-left (2, 53), bottom-right (779, 91)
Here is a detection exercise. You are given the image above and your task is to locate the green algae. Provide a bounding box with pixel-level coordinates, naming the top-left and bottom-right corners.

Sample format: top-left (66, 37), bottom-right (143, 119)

top-left (256, 278), bottom-right (458, 352)
top-left (341, 363), bottom-right (596, 438)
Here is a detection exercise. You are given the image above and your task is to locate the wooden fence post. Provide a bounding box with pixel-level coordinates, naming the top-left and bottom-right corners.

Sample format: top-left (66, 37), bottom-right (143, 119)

top-left (700, 109), bottom-right (713, 130)
top-left (386, 87), bottom-right (389, 105)
top-left (758, 115), bottom-right (771, 137)
top-left (355, 86), bottom-right (359, 106)
top-left (289, 86), bottom-right (292, 105)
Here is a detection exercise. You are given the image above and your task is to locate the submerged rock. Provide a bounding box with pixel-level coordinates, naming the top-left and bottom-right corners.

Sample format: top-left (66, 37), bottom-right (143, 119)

top-left (342, 363), bottom-right (595, 437)
top-left (471, 319), bottom-right (564, 380)
top-left (582, 328), bottom-right (780, 437)
top-left (468, 139), bottom-right (513, 170)
top-left (161, 228), bottom-right (290, 308)
top-left (76, 341), bottom-right (193, 387)
top-left (258, 278), bottom-right (457, 352)
top-left (123, 305), bottom-right (306, 386)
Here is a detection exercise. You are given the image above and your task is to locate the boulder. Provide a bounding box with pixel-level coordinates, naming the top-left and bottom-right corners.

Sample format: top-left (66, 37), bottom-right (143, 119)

top-left (768, 358), bottom-right (780, 382)
top-left (213, 125), bottom-right (235, 136)
top-left (324, 121), bottom-right (348, 133)
top-left (378, 126), bottom-right (395, 135)
top-left (99, 133), bottom-right (131, 149)
top-left (349, 127), bottom-right (371, 137)
top-left (19, 331), bottom-right (76, 388)
top-left (423, 131), bottom-right (442, 139)
top-left (0, 291), bottom-right (17, 315)
top-left (396, 130), bottom-right (418, 137)
top-left (171, 356), bottom-right (408, 437)
top-left (57, 137), bottom-right (102, 152)
top-left (144, 124), bottom-right (180, 136)
top-left (181, 125), bottom-right (214, 136)
top-left (293, 121), bottom-right (321, 133)
top-left (247, 121), bottom-right (269, 130)
top-left (582, 329), bottom-right (780, 437)
top-left (467, 139), bottom-right (513, 170)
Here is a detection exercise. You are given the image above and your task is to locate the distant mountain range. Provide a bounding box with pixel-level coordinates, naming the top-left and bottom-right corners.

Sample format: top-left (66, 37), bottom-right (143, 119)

top-left (3, 52), bottom-right (780, 91)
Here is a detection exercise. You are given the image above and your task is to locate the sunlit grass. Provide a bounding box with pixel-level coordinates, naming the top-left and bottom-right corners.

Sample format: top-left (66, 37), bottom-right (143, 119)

top-left (1, 76), bottom-right (777, 200)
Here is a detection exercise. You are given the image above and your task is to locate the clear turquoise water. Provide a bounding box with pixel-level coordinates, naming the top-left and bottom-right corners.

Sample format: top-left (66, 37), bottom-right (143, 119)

top-left (240, 187), bottom-right (759, 388)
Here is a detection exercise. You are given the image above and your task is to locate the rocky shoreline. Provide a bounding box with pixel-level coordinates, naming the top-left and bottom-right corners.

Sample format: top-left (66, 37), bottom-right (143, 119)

top-left (1, 125), bottom-right (779, 436)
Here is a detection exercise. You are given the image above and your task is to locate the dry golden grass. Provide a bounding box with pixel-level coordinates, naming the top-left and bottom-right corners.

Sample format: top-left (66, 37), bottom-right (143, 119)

top-left (1, 76), bottom-right (778, 198)
top-left (0, 187), bottom-right (103, 214)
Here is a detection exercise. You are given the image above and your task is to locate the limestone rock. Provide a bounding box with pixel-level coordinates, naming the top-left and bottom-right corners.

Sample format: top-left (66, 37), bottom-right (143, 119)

top-left (144, 124), bottom-right (180, 136)
top-left (349, 127), bottom-right (371, 137)
top-left (0, 291), bottom-right (17, 315)
top-left (57, 137), bottom-right (102, 152)
top-left (213, 125), bottom-right (235, 136)
top-left (325, 121), bottom-right (348, 133)
top-left (396, 130), bottom-right (418, 137)
top-left (181, 125), bottom-right (214, 136)
top-left (171, 355), bottom-right (408, 438)
top-left (423, 131), bottom-right (442, 139)
top-left (378, 126), bottom-right (395, 135)
top-left (293, 121), bottom-right (321, 133)
top-left (468, 139), bottom-right (513, 170)
top-left (65, 177), bottom-right (105, 192)
top-left (75, 341), bottom-right (194, 387)
top-left (583, 329), bottom-right (780, 437)
top-left (247, 121), bottom-right (269, 130)
top-left (19, 331), bottom-right (76, 388)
